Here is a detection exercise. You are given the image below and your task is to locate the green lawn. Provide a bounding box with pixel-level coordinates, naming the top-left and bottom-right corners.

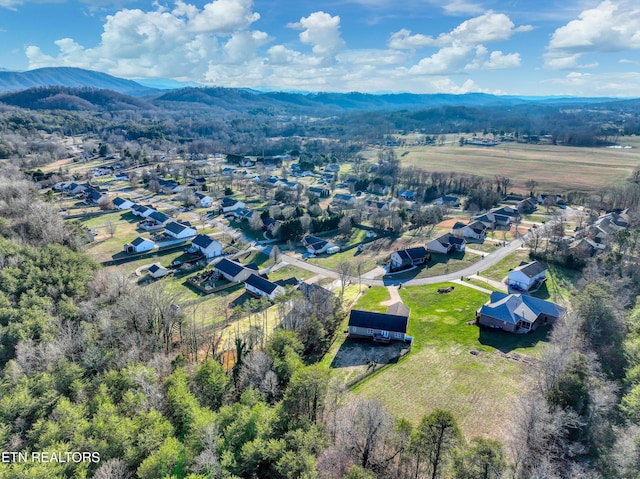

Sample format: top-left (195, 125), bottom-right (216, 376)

top-left (480, 249), bottom-right (530, 282)
top-left (307, 248), bottom-right (379, 274)
top-left (334, 284), bottom-right (552, 441)
top-left (353, 286), bottom-right (391, 313)
top-left (264, 264), bottom-right (309, 283)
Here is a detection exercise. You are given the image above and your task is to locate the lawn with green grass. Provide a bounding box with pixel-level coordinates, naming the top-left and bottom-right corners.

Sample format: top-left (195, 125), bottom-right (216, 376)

top-left (353, 286), bottom-right (391, 313)
top-left (345, 284), bottom-right (550, 441)
top-left (480, 249), bottom-right (531, 282)
top-left (307, 248), bottom-right (379, 274)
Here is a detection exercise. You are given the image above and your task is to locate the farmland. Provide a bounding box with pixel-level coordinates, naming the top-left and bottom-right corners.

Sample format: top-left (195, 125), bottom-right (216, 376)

top-left (362, 135), bottom-right (640, 193)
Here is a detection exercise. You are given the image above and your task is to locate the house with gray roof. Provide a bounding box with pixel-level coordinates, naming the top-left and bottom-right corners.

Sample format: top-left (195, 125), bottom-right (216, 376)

top-left (426, 233), bottom-right (466, 254)
top-left (164, 221), bottom-right (197, 239)
top-left (124, 236), bottom-right (155, 253)
top-left (390, 246), bottom-right (430, 271)
top-left (214, 258), bottom-right (257, 282)
top-left (507, 261), bottom-right (546, 291)
top-left (477, 292), bottom-right (565, 333)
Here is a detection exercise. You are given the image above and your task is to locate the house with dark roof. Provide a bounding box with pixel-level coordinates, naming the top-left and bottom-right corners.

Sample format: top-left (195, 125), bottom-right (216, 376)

top-left (148, 263), bottom-right (170, 279)
top-left (436, 194), bottom-right (460, 207)
top-left (302, 235), bottom-right (336, 255)
top-left (426, 233), bottom-right (466, 254)
top-left (245, 273), bottom-right (285, 301)
top-left (220, 197), bottom-right (246, 213)
top-left (124, 236), bottom-right (156, 253)
top-left (348, 307), bottom-right (410, 343)
top-left (390, 246), bottom-right (430, 271)
top-left (195, 191), bottom-right (213, 208)
top-left (113, 197), bottom-right (134, 210)
top-left (214, 258), bottom-right (257, 283)
top-left (507, 261), bottom-right (547, 291)
top-left (191, 234), bottom-right (222, 259)
top-left (451, 220), bottom-right (487, 240)
top-left (308, 186), bottom-right (330, 198)
top-left (139, 211), bottom-right (170, 231)
top-left (517, 197), bottom-right (538, 214)
top-left (477, 292), bottom-right (565, 333)
top-left (332, 193), bottom-right (356, 207)
top-left (164, 221), bottom-right (197, 239)
top-left (131, 204), bottom-right (156, 218)
top-left (399, 190), bottom-right (416, 201)
top-left (234, 208), bottom-right (254, 221)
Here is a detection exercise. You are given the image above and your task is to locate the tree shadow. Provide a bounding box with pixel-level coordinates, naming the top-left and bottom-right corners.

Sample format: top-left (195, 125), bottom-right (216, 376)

top-left (478, 325), bottom-right (551, 353)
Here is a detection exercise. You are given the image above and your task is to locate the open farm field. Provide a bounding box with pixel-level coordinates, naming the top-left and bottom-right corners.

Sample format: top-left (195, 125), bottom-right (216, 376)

top-left (362, 137), bottom-right (640, 193)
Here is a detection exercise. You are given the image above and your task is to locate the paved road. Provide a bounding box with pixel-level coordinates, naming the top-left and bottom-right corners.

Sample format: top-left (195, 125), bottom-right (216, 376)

top-left (279, 235), bottom-right (527, 287)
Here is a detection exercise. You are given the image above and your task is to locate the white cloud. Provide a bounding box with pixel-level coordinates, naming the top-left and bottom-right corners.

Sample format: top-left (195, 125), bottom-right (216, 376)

top-left (546, 71), bottom-right (640, 97)
top-left (187, 0), bottom-right (260, 34)
top-left (466, 46), bottom-right (521, 70)
top-left (388, 29), bottom-right (436, 49)
top-left (287, 11), bottom-right (345, 67)
top-left (408, 42), bottom-right (475, 74)
top-left (442, 0), bottom-right (484, 16)
top-left (544, 0), bottom-right (640, 69)
top-left (0, 0), bottom-right (21, 9)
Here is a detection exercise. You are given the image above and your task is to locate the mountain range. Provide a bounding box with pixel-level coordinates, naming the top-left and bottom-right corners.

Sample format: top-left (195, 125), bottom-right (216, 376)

top-left (0, 67), bottom-right (634, 116)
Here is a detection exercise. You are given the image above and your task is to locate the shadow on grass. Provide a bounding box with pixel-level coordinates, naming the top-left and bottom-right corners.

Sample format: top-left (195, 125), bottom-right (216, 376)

top-left (330, 338), bottom-right (407, 368)
top-left (530, 282), bottom-right (550, 300)
top-left (478, 324), bottom-right (551, 353)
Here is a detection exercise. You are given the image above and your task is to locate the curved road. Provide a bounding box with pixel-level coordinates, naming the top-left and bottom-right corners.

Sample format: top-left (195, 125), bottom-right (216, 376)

top-left (280, 235), bottom-right (527, 287)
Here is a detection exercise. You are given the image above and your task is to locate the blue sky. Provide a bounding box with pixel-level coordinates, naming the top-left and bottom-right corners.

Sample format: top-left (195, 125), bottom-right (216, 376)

top-left (1, 0), bottom-right (639, 96)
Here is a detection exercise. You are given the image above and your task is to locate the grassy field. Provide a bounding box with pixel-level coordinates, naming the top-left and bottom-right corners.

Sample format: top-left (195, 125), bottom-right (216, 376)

top-left (362, 137), bottom-right (640, 193)
top-left (480, 249), bottom-right (531, 282)
top-left (346, 284), bottom-right (551, 440)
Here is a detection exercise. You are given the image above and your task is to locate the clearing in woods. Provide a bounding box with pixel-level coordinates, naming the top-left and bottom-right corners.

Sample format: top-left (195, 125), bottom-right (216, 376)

top-left (361, 136), bottom-right (640, 193)
top-left (349, 284), bottom-right (550, 441)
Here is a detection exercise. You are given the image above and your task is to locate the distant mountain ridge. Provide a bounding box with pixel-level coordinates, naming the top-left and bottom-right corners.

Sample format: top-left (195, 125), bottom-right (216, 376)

top-left (0, 67), bottom-right (634, 115)
top-left (0, 67), bottom-right (157, 96)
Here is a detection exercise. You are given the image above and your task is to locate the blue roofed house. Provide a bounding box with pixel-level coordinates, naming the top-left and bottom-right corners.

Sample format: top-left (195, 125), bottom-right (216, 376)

top-left (477, 292), bottom-right (565, 333)
top-left (113, 197), bottom-right (134, 210)
top-left (214, 258), bottom-right (258, 283)
top-left (399, 190), bottom-right (416, 201)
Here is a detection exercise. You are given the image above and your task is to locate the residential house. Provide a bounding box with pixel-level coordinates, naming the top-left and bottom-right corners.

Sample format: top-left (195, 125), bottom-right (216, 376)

top-left (113, 173), bottom-right (129, 181)
top-left (131, 204), bottom-right (156, 218)
top-left (164, 221), bottom-right (197, 239)
top-left (348, 307), bottom-right (410, 343)
top-left (220, 197), bottom-right (246, 213)
top-left (302, 235), bottom-right (336, 255)
top-left (390, 246), bottom-right (430, 271)
top-left (124, 237), bottom-right (156, 254)
top-left (214, 258), bottom-right (257, 283)
top-left (148, 263), bottom-right (170, 279)
top-left (64, 182), bottom-right (89, 196)
top-left (452, 221), bottom-right (487, 240)
top-left (472, 212), bottom-right (510, 229)
top-left (113, 197), bottom-right (134, 210)
top-left (477, 292), bottom-right (565, 333)
top-left (398, 190), bottom-right (416, 201)
top-left (84, 188), bottom-right (104, 205)
top-left (245, 273), bottom-right (285, 301)
top-left (190, 234), bottom-right (222, 259)
top-left (568, 238), bottom-right (604, 257)
top-left (365, 199), bottom-right (389, 212)
top-left (234, 208), bottom-right (254, 221)
top-left (491, 205), bottom-right (520, 221)
top-left (332, 193), bottom-right (356, 208)
top-left (426, 233), bottom-right (466, 254)
top-left (507, 261), bottom-right (547, 291)
top-left (195, 192), bottom-right (213, 208)
top-left (139, 211), bottom-right (170, 231)
top-left (517, 197), bottom-right (538, 214)
top-left (308, 186), bottom-right (330, 198)
top-left (436, 194), bottom-right (460, 207)
top-left (325, 164), bottom-right (340, 173)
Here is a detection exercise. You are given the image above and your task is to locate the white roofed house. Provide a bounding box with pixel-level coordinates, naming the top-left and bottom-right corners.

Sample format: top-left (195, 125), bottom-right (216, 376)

top-left (164, 221), bottom-right (197, 239)
top-left (245, 273), bottom-right (285, 301)
top-left (507, 261), bottom-right (547, 291)
top-left (191, 234), bottom-right (222, 259)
